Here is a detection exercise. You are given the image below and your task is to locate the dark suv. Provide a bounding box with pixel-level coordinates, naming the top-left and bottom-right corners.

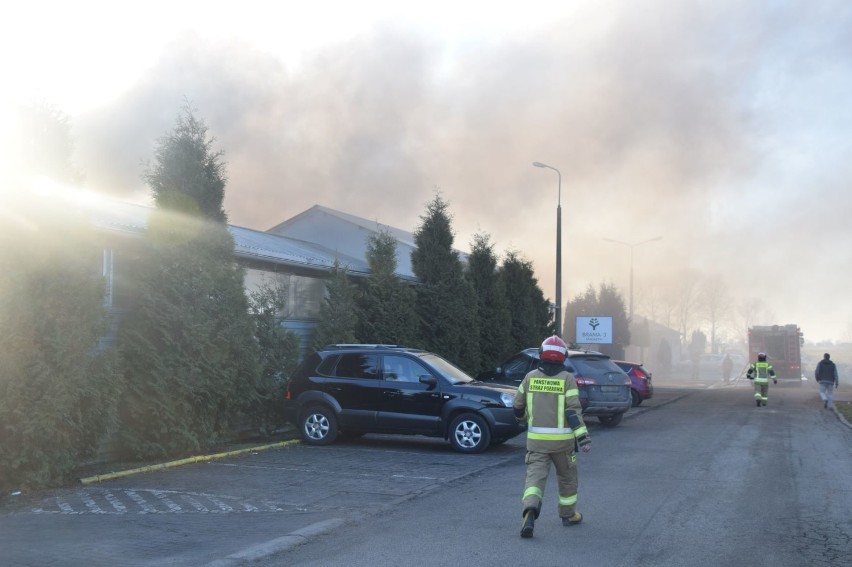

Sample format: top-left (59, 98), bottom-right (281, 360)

top-left (283, 344), bottom-right (526, 453)
top-left (478, 348), bottom-right (632, 427)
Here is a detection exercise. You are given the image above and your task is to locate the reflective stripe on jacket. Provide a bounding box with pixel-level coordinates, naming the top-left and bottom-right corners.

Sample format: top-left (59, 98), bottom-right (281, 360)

top-left (514, 368), bottom-right (587, 453)
top-left (750, 362), bottom-right (774, 384)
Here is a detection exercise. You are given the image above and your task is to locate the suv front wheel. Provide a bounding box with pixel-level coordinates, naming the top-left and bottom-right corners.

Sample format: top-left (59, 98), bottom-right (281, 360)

top-left (448, 413), bottom-right (491, 454)
top-left (300, 405), bottom-right (339, 445)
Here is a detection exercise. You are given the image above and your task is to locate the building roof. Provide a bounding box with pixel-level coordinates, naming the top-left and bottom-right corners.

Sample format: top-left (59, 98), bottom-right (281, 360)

top-left (229, 224), bottom-right (372, 277)
top-left (268, 204), bottom-right (417, 248)
top-left (87, 200), bottom-right (401, 280)
top-left (268, 204), bottom-right (468, 266)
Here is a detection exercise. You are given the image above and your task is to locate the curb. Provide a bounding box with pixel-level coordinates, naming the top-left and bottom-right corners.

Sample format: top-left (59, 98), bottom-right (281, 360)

top-left (831, 404), bottom-right (852, 430)
top-left (79, 439), bottom-right (301, 484)
top-left (205, 518), bottom-right (350, 566)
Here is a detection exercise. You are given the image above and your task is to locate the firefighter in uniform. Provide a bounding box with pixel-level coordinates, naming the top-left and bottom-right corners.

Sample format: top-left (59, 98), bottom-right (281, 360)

top-left (746, 352), bottom-right (776, 407)
top-left (513, 335), bottom-right (592, 538)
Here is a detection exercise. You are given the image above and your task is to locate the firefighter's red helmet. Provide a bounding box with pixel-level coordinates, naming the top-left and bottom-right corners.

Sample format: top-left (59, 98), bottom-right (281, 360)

top-left (540, 335), bottom-right (568, 363)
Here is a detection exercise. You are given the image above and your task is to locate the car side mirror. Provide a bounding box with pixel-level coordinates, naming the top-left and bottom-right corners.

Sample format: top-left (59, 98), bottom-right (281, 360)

top-left (419, 375), bottom-right (438, 388)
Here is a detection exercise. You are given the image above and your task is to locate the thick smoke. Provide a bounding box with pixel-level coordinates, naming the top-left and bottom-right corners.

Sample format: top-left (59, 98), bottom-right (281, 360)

top-left (70, 1), bottom-right (852, 341)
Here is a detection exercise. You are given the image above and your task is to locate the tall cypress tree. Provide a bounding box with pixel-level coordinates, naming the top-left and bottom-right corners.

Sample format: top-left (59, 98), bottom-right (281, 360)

top-left (356, 231), bottom-right (418, 346)
top-left (313, 258), bottom-right (359, 350)
top-left (0, 207), bottom-right (120, 489)
top-left (14, 101), bottom-right (84, 185)
top-left (411, 195), bottom-right (480, 371)
top-left (500, 251), bottom-right (551, 351)
top-left (117, 104), bottom-right (261, 458)
top-left (248, 278), bottom-right (301, 435)
top-left (146, 107), bottom-right (227, 223)
top-left (466, 233), bottom-right (512, 373)
top-left (0, 103), bottom-right (119, 489)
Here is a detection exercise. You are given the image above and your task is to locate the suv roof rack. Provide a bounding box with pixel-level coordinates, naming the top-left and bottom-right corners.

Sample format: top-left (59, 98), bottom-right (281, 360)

top-left (322, 344), bottom-right (405, 350)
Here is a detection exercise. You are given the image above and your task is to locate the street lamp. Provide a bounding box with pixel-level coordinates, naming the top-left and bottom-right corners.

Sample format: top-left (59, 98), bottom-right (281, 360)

top-left (603, 236), bottom-right (662, 321)
top-left (533, 161), bottom-right (562, 336)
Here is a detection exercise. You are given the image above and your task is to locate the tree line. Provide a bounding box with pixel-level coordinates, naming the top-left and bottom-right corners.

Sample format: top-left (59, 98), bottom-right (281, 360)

top-left (0, 103), bottom-right (557, 491)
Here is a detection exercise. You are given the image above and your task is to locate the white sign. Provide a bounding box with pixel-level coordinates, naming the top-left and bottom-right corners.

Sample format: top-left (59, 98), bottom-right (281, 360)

top-left (575, 316), bottom-right (613, 345)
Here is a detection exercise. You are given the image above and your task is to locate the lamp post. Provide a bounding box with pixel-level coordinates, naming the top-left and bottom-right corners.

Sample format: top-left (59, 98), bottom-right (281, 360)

top-left (533, 161), bottom-right (562, 337)
top-left (603, 236), bottom-right (662, 321)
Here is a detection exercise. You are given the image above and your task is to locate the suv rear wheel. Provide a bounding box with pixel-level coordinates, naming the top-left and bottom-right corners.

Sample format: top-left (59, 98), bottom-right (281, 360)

top-left (300, 405), bottom-right (339, 445)
top-left (448, 413), bottom-right (491, 454)
top-left (598, 413), bottom-right (624, 427)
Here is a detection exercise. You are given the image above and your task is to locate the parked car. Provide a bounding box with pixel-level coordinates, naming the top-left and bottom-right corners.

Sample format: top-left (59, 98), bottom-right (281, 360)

top-left (477, 348), bottom-right (632, 427)
top-left (283, 344), bottom-right (526, 453)
top-left (613, 360), bottom-right (654, 407)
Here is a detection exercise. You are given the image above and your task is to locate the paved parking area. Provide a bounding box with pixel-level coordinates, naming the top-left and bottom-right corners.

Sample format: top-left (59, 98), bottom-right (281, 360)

top-left (0, 436), bottom-right (525, 566)
top-left (0, 385), bottom-right (697, 566)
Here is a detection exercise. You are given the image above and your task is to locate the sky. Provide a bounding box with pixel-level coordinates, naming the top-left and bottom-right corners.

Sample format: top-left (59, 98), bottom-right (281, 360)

top-left (2, 0), bottom-right (852, 343)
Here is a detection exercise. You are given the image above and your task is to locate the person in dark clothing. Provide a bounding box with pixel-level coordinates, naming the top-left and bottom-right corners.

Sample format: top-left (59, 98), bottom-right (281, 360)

top-left (815, 353), bottom-right (839, 409)
top-left (722, 354), bottom-right (733, 383)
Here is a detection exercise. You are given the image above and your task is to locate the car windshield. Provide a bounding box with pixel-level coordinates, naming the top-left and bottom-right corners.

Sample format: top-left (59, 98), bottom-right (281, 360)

top-left (418, 353), bottom-right (475, 385)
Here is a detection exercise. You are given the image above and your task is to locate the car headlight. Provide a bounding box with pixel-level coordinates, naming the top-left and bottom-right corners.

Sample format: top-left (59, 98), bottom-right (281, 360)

top-left (500, 392), bottom-right (515, 408)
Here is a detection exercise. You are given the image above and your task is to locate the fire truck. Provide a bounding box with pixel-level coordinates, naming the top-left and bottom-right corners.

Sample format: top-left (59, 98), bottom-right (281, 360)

top-left (747, 324), bottom-right (803, 381)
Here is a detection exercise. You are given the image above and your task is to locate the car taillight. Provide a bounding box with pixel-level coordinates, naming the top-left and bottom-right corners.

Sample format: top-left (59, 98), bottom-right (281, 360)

top-left (575, 376), bottom-right (596, 386)
top-left (285, 390), bottom-right (292, 401)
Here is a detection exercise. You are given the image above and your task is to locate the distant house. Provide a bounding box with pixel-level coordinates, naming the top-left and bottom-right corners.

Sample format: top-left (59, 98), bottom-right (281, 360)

top-left (89, 200), bottom-right (437, 356)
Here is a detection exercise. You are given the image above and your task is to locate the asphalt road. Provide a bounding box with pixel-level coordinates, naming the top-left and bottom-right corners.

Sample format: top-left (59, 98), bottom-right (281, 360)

top-left (1, 378), bottom-right (849, 566)
top-left (262, 380), bottom-right (852, 567)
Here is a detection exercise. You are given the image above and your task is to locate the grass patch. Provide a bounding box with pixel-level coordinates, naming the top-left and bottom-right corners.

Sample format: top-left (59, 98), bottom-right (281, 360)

top-left (835, 401), bottom-right (852, 423)
top-left (73, 428), bottom-right (299, 485)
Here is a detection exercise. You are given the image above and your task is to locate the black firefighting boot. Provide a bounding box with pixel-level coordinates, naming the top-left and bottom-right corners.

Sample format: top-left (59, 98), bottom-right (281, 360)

top-left (756, 399), bottom-right (761, 407)
top-left (562, 512), bottom-right (583, 526)
top-left (520, 504), bottom-right (540, 538)
top-left (520, 510), bottom-right (535, 538)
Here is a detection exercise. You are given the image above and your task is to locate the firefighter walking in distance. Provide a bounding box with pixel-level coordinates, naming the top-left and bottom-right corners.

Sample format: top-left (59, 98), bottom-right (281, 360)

top-left (747, 352), bottom-right (777, 407)
top-left (513, 335), bottom-right (592, 538)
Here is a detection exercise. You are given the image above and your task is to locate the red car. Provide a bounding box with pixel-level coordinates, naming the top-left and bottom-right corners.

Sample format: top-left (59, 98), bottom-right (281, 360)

top-left (614, 361), bottom-right (654, 407)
